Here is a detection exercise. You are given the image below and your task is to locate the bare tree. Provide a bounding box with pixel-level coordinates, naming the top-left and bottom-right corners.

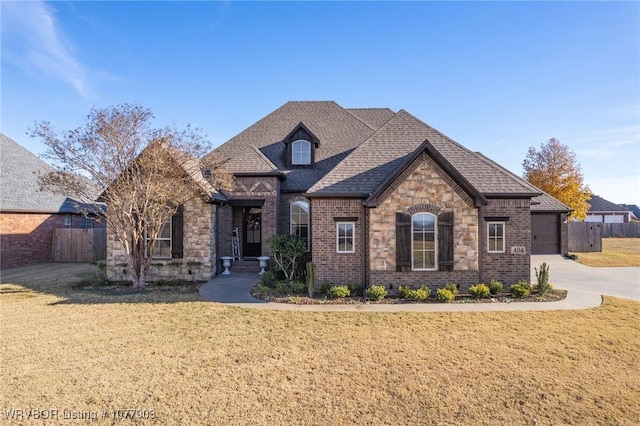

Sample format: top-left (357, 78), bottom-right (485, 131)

top-left (31, 103), bottom-right (233, 288)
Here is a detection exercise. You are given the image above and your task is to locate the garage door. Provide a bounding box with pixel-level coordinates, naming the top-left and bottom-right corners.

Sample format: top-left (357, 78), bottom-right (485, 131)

top-left (532, 214), bottom-right (560, 254)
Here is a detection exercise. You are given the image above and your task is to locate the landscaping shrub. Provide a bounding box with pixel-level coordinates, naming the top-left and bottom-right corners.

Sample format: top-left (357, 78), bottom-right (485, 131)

top-left (320, 280), bottom-right (332, 295)
top-left (267, 234), bottom-right (306, 282)
top-left (348, 282), bottom-right (362, 294)
top-left (365, 285), bottom-right (387, 301)
top-left (275, 281), bottom-right (289, 295)
top-left (327, 285), bottom-right (351, 298)
top-left (408, 286), bottom-right (431, 301)
top-left (436, 288), bottom-right (455, 302)
top-left (444, 283), bottom-right (459, 295)
top-left (489, 280), bottom-right (504, 295)
top-left (290, 281), bottom-right (306, 295)
top-left (398, 285), bottom-right (412, 299)
top-left (255, 285), bottom-right (271, 296)
top-left (469, 284), bottom-right (490, 299)
top-left (260, 270), bottom-right (277, 288)
top-left (535, 262), bottom-right (551, 295)
top-left (510, 281), bottom-right (531, 298)
top-left (306, 262), bottom-right (316, 297)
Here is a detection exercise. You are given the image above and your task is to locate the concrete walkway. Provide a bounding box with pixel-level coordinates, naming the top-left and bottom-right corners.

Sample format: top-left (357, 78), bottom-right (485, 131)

top-left (199, 266), bottom-right (606, 312)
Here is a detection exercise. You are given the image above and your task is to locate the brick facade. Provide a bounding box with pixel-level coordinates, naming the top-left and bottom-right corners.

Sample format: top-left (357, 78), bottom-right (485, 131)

top-left (0, 212), bottom-right (65, 269)
top-left (311, 198), bottom-right (363, 286)
top-left (106, 196), bottom-right (218, 282)
top-left (216, 176), bottom-right (280, 263)
top-left (480, 198), bottom-right (532, 286)
top-left (0, 212), bottom-right (105, 269)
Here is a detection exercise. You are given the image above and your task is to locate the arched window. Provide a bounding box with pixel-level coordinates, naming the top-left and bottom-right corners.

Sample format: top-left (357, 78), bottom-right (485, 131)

top-left (290, 200), bottom-right (310, 250)
top-left (412, 212), bottom-right (437, 270)
top-left (291, 140), bottom-right (311, 165)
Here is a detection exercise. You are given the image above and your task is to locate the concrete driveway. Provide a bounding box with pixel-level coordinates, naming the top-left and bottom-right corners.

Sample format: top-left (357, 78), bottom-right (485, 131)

top-left (531, 255), bottom-right (640, 301)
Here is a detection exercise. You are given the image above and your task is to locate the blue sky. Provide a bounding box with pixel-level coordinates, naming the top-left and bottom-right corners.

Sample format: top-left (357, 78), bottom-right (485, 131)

top-left (2, 1), bottom-right (639, 205)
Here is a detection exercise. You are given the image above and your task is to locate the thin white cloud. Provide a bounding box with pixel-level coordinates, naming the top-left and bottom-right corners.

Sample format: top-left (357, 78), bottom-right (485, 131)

top-left (1, 1), bottom-right (91, 97)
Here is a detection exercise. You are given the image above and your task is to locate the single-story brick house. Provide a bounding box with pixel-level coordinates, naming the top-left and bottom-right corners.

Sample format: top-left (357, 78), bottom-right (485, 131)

top-left (106, 101), bottom-right (570, 290)
top-left (584, 195), bottom-right (633, 223)
top-left (0, 133), bottom-right (105, 269)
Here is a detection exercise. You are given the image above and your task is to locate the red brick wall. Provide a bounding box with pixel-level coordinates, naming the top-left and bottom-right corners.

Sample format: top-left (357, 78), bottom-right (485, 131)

top-left (480, 199), bottom-right (532, 286)
top-left (0, 212), bottom-right (65, 269)
top-left (311, 198), bottom-right (363, 286)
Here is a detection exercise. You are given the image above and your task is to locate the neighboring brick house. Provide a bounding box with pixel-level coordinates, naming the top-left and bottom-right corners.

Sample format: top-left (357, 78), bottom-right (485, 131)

top-left (0, 133), bottom-right (105, 269)
top-left (201, 101), bottom-right (570, 291)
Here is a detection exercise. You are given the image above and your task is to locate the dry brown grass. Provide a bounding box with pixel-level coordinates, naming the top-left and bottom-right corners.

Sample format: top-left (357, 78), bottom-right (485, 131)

top-left (1, 264), bottom-right (639, 425)
top-left (572, 238), bottom-right (640, 267)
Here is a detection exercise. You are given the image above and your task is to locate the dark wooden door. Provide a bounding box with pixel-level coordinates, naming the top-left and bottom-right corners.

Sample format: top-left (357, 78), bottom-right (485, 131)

top-left (243, 207), bottom-right (262, 257)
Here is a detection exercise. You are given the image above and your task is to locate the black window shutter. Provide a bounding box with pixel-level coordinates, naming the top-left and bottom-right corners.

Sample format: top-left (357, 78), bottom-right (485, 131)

top-left (171, 205), bottom-right (184, 259)
top-left (396, 212), bottom-right (412, 272)
top-left (438, 211), bottom-right (454, 272)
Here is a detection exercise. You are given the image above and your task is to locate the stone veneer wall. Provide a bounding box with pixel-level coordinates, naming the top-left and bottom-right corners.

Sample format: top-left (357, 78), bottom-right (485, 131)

top-left (311, 198), bottom-right (363, 286)
top-left (367, 156), bottom-right (481, 291)
top-left (480, 198), bottom-right (531, 286)
top-left (106, 196), bottom-right (217, 282)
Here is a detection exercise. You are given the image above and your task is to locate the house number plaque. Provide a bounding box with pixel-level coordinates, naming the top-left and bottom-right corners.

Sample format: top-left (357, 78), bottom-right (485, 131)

top-left (511, 246), bottom-right (526, 254)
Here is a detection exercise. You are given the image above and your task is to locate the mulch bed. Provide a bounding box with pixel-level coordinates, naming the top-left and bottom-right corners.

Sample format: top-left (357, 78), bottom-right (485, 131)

top-left (251, 286), bottom-right (568, 305)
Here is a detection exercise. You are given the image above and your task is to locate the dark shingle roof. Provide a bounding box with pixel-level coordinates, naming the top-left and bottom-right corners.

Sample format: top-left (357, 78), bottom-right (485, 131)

top-left (309, 109), bottom-right (541, 198)
top-left (0, 133), bottom-right (83, 213)
top-left (207, 101), bottom-right (377, 192)
top-left (588, 195), bottom-right (630, 213)
top-left (346, 108), bottom-right (395, 130)
top-left (531, 193), bottom-right (572, 212)
top-left (211, 101), bottom-right (558, 206)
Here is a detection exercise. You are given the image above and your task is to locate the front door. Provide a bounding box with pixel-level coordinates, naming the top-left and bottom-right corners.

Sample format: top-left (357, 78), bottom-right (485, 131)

top-left (243, 207), bottom-right (262, 258)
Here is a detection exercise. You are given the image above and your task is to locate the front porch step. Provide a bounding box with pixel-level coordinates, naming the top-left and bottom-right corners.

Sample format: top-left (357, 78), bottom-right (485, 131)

top-left (229, 260), bottom-right (261, 273)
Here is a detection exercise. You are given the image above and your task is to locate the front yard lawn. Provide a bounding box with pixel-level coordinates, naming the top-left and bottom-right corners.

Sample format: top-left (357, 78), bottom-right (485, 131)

top-left (571, 238), bottom-right (640, 267)
top-left (1, 264), bottom-right (638, 425)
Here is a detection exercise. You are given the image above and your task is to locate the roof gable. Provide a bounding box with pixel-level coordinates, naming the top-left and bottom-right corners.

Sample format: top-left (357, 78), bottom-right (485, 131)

top-left (208, 101), bottom-right (377, 192)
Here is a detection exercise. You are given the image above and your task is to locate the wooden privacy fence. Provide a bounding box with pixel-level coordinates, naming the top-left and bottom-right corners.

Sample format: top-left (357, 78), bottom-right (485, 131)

top-left (53, 228), bottom-right (107, 262)
top-left (601, 222), bottom-right (640, 238)
top-left (568, 222), bottom-right (640, 252)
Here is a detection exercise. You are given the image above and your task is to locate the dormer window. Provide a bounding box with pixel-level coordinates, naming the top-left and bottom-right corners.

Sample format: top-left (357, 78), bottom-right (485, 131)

top-left (283, 122), bottom-right (320, 168)
top-left (292, 140), bottom-right (311, 165)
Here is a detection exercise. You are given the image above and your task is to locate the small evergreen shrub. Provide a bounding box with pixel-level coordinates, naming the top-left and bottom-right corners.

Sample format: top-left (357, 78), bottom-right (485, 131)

top-left (469, 283), bottom-right (490, 299)
top-left (489, 280), bottom-right (504, 295)
top-left (444, 283), bottom-right (459, 295)
top-left (365, 285), bottom-right (387, 301)
top-left (348, 282), bottom-right (362, 294)
top-left (260, 271), bottom-right (277, 288)
top-left (436, 288), bottom-right (455, 302)
top-left (398, 285), bottom-right (412, 299)
top-left (327, 285), bottom-right (351, 298)
top-left (408, 286), bottom-right (431, 301)
top-left (510, 281), bottom-right (531, 298)
top-left (535, 262), bottom-right (551, 295)
top-left (320, 280), bottom-right (332, 295)
top-left (275, 281), bottom-right (289, 295)
top-left (255, 285), bottom-right (271, 296)
top-left (290, 281), bottom-right (306, 294)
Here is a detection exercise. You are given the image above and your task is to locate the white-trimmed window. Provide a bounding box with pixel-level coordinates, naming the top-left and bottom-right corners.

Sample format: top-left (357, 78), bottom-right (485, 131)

top-left (147, 220), bottom-right (172, 259)
top-left (487, 222), bottom-right (505, 253)
top-left (412, 212), bottom-right (436, 271)
top-left (292, 140), bottom-right (311, 165)
top-left (336, 222), bottom-right (355, 253)
top-left (290, 200), bottom-right (310, 250)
